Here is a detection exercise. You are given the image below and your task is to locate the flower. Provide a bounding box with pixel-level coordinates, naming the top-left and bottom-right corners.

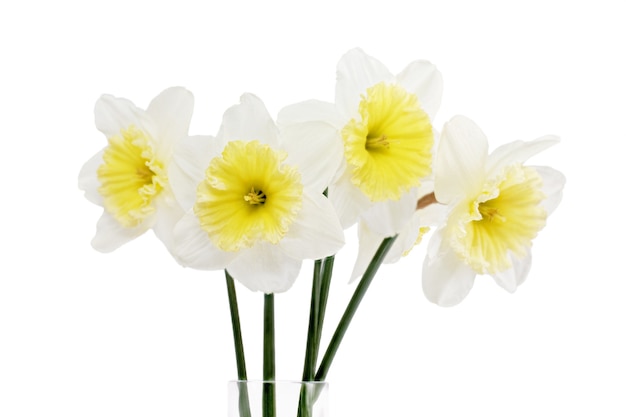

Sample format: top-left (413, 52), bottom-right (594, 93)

top-left (78, 87), bottom-right (194, 252)
top-left (422, 115), bottom-right (566, 306)
top-left (329, 48), bottom-right (443, 236)
top-left (171, 94), bottom-right (345, 293)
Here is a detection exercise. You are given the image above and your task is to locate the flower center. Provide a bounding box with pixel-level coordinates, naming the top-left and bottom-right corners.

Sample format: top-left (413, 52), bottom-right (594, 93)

top-left (97, 126), bottom-right (165, 227)
top-left (451, 164), bottom-right (547, 274)
top-left (194, 140), bottom-right (303, 252)
top-left (342, 82), bottom-right (434, 202)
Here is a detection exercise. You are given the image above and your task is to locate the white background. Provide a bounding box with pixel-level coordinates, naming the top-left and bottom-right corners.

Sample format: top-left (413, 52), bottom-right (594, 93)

top-left (1, 1), bottom-right (624, 416)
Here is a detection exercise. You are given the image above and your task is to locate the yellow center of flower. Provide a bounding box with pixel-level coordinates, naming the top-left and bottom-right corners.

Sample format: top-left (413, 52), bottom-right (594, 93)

top-left (194, 140), bottom-right (304, 252)
top-left (97, 126), bottom-right (165, 227)
top-left (451, 164), bottom-right (547, 274)
top-left (342, 82), bottom-right (434, 202)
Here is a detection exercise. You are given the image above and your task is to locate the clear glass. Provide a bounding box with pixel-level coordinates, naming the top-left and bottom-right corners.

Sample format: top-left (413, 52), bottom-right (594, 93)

top-left (227, 380), bottom-right (329, 417)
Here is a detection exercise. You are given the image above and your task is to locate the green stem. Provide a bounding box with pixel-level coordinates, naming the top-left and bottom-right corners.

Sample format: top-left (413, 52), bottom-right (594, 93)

top-left (302, 260), bottom-right (323, 382)
top-left (314, 235), bottom-right (398, 381)
top-left (314, 255), bottom-right (335, 363)
top-left (225, 271), bottom-right (251, 417)
top-left (263, 293), bottom-right (276, 417)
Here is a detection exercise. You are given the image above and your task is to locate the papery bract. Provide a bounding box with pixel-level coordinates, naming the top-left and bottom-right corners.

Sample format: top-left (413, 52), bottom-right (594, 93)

top-left (171, 94), bottom-right (345, 293)
top-left (78, 87), bottom-right (193, 253)
top-left (423, 115), bottom-right (565, 306)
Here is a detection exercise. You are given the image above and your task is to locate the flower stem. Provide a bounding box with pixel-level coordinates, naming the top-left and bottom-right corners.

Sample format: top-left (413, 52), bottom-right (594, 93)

top-left (302, 259), bottom-right (323, 382)
top-left (263, 293), bottom-right (276, 417)
top-left (225, 271), bottom-right (251, 417)
top-left (314, 235), bottom-right (398, 381)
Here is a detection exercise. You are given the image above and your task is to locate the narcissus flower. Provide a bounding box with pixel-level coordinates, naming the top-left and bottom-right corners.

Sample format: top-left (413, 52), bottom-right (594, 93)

top-left (171, 94), bottom-right (345, 293)
top-left (329, 48), bottom-right (443, 236)
top-left (78, 87), bottom-right (193, 252)
top-left (423, 116), bottom-right (565, 306)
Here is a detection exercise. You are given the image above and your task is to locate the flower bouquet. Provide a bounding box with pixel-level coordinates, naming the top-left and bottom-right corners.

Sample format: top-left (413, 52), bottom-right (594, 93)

top-left (79, 48), bottom-right (565, 416)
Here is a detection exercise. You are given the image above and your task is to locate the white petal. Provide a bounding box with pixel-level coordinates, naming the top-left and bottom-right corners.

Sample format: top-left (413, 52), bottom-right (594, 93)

top-left (169, 135), bottom-right (218, 210)
top-left (492, 249), bottom-right (532, 291)
top-left (151, 194), bottom-right (186, 253)
top-left (422, 244), bottom-right (476, 307)
top-left (227, 243), bottom-right (302, 293)
top-left (486, 135), bottom-right (560, 178)
top-left (281, 121), bottom-right (343, 192)
top-left (91, 212), bottom-right (151, 253)
top-left (173, 213), bottom-right (236, 270)
top-left (335, 48), bottom-right (394, 121)
top-left (395, 60), bottom-right (443, 120)
top-left (350, 222), bottom-right (384, 283)
top-left (94, 94), bottom-right (151, 138)
top-left (533, 165), bottom-right (566, 215)
top-left (219, 93), bottom-right (279, 147)
top-left (435, 116), bottom-right (488, 204)
top-left (280, 193), bottom-right (345, 260)
top-left (360, 188), bottom-right (419, 236)
top-left (329, 167), bottom-right (373, 229)
top-left (386, 212), bottom-right (423, 262)
top-left (277, 100), bottom-right (343, 129)
top-left (78, 149), bottom-right (104, 205)
top-left (146, 87), bottom-right (194, 158)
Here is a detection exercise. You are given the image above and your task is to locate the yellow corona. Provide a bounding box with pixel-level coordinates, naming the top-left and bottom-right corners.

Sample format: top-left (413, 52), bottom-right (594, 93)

top-left (97, 126), bottom-right (165, 227)
top-left (342, 82), bottom-right (433, 202)
top-left (194, 140), bottom-right (304, 252)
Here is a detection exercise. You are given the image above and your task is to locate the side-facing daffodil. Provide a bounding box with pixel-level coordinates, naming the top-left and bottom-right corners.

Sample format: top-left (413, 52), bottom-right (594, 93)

top-left (78, 87), bottom-right (193, 252)
top-left (423, 115), bottom-right (565, 306)
top-left (171, 94), bottom-right (345, 293)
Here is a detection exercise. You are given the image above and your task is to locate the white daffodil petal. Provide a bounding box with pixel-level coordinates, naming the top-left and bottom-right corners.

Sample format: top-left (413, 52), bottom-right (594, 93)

top-left (335, 48), bottom-right (394, 120)
top-left (173, 213), bottom-right (236, 270)
top-left (78, 149), bottom-right (104, 205)
top-left (435, 115), bottom-right (488, 204)
top-left (91, 212), bottom-right (152, 253)
top-left (146, 87), bottom-right (194, 158)
top-left (533, 165), bottom-right (566, 215)
top-left (281, 121), bottom-right (343, 192)
top-left (280, 193), bottom-right (345, 261)
top-left (219, 93), bottom-right (279, 147)
top-left (491, 263), bottom-right (517, 293)
top-left (360, 188), bottom-right (420, 236)
top-left (94, 94), bottom-right (152, 138)
top-left (329, 168), bottom-right (373, 229)
top-left (277, 99), bottom-right (343, 129)
top-left (422, 246), bottom-right (476, 307)
top-left (169, 135), bottom-right (218, 210)
top-left (492, 248), bottom-right (532, 292)
top-left (350, 222), bottom-right (384, 283)
top-left (395, 60), bottom-right (443, 120)
top-left (151, 195), bottom-right (185, 253)
top-left (486, 135), bottom-right (559, 178)
top-left (227, 243), bottom-right (302, 293)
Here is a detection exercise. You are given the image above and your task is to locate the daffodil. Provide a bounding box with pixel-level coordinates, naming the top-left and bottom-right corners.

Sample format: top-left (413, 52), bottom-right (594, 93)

top-left (78, 87), bottom-right (194, 252)
top-left (171, 94), bottom-right (345, 293)
top-left (329, 48), bottom-right (443, 236)
top-left (423, 115), bottom-right (565, 306)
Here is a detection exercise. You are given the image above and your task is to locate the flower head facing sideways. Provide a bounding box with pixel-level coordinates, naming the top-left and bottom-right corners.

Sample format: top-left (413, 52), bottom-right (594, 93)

top-left (423, 115), bottom-right (565, 307)
top-left (78, 87), bottom-right (194, 252)
top-left (329, 48), bottom-right (443, 236)
top-left (171, 94), bottom-right (345, 293)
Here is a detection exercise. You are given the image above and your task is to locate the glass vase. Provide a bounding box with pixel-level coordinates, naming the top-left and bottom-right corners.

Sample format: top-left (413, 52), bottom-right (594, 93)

top-left (227, 380), bottom-right (329, 417)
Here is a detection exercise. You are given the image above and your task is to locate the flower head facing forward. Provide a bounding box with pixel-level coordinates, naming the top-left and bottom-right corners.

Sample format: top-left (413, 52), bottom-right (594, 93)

top-left (423, 115), bottom-right (565, 307)
top-left (172, 94), bottom-right (345, 294)
top-left (194, 140), bottom-right (303, 251)
top-left (78, 87), bottom-right (194, 252)
top-left (329, 48), bottom-right (443, 235)
top-left (342, 82), bottom-right (434, 202)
